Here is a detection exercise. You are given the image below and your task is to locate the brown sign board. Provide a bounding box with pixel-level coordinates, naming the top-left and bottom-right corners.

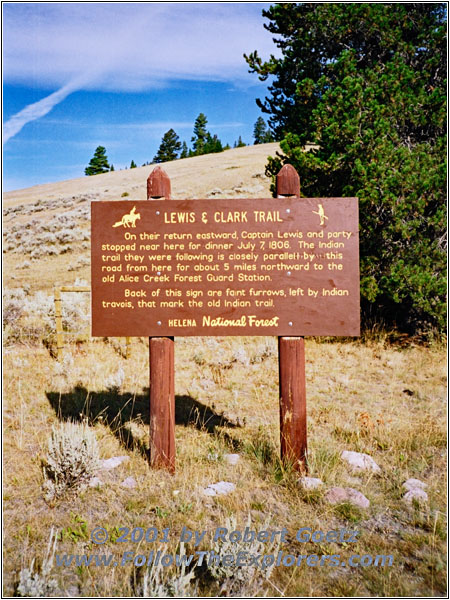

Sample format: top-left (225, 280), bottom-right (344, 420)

top-left (91, 198), bottom-right (360, 337)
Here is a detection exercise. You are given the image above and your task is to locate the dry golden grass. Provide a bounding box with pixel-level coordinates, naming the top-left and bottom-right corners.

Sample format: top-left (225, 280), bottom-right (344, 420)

top-left (3, 143), bottom-right (280, 208)
top-left (4, 143), bottom-right (280, 295)
top-left (3, 145), bottom-right (447, 596)
top-left (2, 337), bottom-right (446, 597)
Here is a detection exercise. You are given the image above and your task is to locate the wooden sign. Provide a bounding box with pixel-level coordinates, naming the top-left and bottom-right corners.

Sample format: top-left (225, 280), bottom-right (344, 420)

top-left (91, 197), bottom-right (359, 337)
top-left (88, 165), bottom-right (359, 474)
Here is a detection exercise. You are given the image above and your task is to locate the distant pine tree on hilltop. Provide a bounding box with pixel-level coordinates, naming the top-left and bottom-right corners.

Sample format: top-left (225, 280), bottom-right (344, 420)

top-left (85, 146), bottom-right (110, 176)
top-left (153, 129), bottom-right (182, 163)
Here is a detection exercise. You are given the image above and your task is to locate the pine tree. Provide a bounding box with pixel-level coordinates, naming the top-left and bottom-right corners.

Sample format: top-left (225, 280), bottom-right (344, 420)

top-left (130, 160), bottom-right (137, 169)
top-left (180, 141), bottom-right (189, 159)
top-left (234, 136), bottom-right (246, 148)
top-left (153, 129), bottom-right (182, 163)
top-left (85, 146), bottom-right (110, 176)
top-left (110, 164), bottom-right (115, 172)
top-left (253, 117), bottom-right (273, 144)
top-left (204, 133), bottom-right (223, 154)
top-left (191, 113), bottom-right (209, 155)
top-left (245, 3), bottom-right (446, 331)
top-left (190, 113), bottom-right (225, 156)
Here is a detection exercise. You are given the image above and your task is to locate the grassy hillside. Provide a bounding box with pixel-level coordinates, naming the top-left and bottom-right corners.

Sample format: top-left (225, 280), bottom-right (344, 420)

top-left (3, 143), bottom-right (279, 295)
top-left (3, 143), bottom-right (281, 207)
top-left (3, 144), bottom-right (447, 597)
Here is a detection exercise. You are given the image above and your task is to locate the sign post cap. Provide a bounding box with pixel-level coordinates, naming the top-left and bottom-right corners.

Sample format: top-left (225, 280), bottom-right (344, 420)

top-left (147, 166), bottom-right (171, 199)
top-left (276, 164), bottom-right (300, 197)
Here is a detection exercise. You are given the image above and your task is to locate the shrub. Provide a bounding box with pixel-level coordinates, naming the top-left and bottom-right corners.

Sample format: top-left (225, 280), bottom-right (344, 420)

top-left (3, 288), bottom-right (26, 333)
top-left (207, 514), bottom-right (279, 595)
top-left (17, 529), bottom-right (58, 597)
top-left (232, 347), bottom-right (250, 366)
top-left (42, 421), bottom-right (100, 501)
top-left (4, 205), bottom-right (90, 257)
top-left (140, 543), bottom-right (196, 597)
top-left (249, 338), bottom-right (277, 364)
top-left (3, 281), bottom-right (90, 346)
top-left (105, 366), bottom-right (125, 391)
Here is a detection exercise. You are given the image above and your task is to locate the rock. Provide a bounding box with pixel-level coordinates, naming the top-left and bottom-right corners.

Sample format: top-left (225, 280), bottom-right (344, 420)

top-left (224, 453), bottom-right (240, 465)
top-left (89, 476), bottom-right (103, 488)
top-left (100, 456), bottom-right (130, 470)
top-left (341, 451), bottom-right (381, 473)
top-left (402, 478), bottom-right (429, 505)
top-left (202, 481), bottom-right (236, 497)
top-left (121, 477), bottom-right (137, 489)
top-left (325, 487), bottom-right (370, 509)
top-left (345, 488), bottom-right (371, 508)
top-left (403, 478), bottom-right (427, 491)
top-left (207, 188), bottom-right (223, 196)
top-left (298, 477), bottom-right (323, 491)
top-left (325, 487), bottom-right (349, 504)
top-left (403, 488), bottom-right (428, 505)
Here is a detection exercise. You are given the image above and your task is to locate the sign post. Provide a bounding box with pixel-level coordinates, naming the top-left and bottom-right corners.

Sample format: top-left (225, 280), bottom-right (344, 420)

top-left (91, 165), bottom-right (360, 473)
top-left (276, 165), bottom-right (307, 471)
top-left (147, 167), bottom-right (175, 472)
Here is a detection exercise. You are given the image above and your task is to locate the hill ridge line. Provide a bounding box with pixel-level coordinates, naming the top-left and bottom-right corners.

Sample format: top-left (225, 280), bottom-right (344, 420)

top-left (4, 142), bottom-right (281, 207)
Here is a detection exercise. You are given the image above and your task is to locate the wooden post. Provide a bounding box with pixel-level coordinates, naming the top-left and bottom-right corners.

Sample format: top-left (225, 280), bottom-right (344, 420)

top-left (147, 165), bottom-right (171, 200)
top-left (147, 166), bottom-right (175, 472)
top-left (276, 164), bottom-right (307, 472)
top-left (278, 337), bottom-right (307, 469)
top-left (148, 337), bottom-right (175, 472)
top-left (276, 164), bottom-right (301, 198)
top-left (54, 287), bottom-right (64, 361)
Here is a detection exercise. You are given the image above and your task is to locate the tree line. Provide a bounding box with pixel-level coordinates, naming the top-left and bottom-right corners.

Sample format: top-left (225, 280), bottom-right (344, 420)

top-left (245, 2), bottom-right (446, 333)
top-left (83, 5), bottom-right (445, 333)
top-left (153, 113), bottom-right (274, 163)
top-left (84, 114), bottom-right (274, 174)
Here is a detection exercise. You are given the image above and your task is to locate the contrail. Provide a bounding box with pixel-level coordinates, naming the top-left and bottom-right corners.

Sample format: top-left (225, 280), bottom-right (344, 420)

top-left (3, 75), bottom-right (87, 143)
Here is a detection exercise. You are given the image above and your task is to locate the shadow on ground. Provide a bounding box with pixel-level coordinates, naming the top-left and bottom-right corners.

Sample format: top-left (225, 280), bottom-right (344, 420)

top-left (46, 386), bottom-right (240, 459)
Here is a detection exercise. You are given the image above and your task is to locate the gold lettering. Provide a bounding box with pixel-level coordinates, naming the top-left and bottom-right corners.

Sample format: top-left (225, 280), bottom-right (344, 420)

top-left (254, 211), bottom-right (283, 223)
top-left (214, 211), bottom-right (248, 223)
top-left (164, 212), bottom-right (195, 223)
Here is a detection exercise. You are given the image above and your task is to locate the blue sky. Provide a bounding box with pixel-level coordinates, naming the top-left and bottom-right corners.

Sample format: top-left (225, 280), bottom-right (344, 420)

top-left (3, 2), bottom-right (278, 191)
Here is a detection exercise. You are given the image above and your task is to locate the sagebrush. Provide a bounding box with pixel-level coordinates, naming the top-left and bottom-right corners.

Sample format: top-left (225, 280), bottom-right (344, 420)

top-left (42, 421), bottom-right (100, 501)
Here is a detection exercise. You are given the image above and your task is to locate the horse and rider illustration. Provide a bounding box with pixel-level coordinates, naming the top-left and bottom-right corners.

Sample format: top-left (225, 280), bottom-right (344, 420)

top-left (312, 203), bottom-right (328, 226)
top-left (112, 206), bottom-right (141, 228)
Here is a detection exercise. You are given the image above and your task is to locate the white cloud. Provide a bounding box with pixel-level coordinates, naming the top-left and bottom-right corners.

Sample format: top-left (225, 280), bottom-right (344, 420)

top-left (3, 3), bottom-right (275, 143)
top-left (98, 120), bottom-right (245, 132)
top-left (3, 3), bottom-right (276, 91)
top-left (3, 74), bottom-right (90, 143)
